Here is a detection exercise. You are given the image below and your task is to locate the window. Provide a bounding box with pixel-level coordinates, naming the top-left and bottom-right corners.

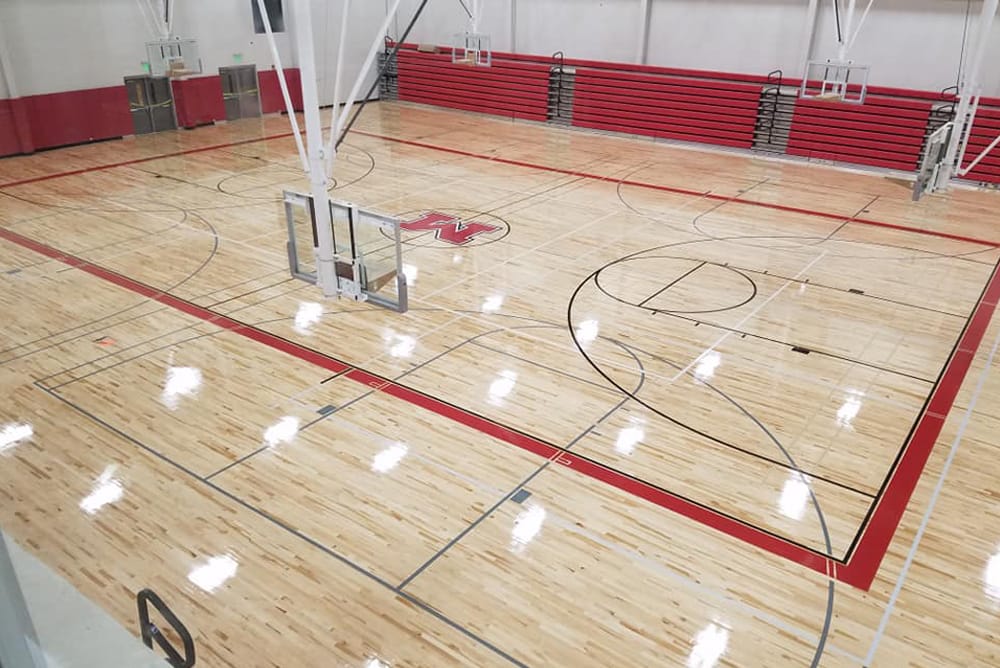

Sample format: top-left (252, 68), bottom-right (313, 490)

top-left (252, 0), bottom-right (285, 33)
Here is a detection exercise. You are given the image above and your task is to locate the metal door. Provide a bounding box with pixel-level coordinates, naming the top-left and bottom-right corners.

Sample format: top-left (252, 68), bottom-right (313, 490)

top-left (236, 66), bottom-right (261, 118)
top-left (124, 75), bottom-right (176, 134)
top-left (220, 65), bottom-right (261, 120)
top-left (148, 77), bottom-right (177, 131)
top-left (125, 75), bottom-right (154, 135)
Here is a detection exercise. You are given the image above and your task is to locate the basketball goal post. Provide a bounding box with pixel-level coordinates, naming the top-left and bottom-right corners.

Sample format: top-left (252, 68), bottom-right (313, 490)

top-left (920, 0), bottom-right (999, 198)
top-left (253, 0), bottom-right (429, 310)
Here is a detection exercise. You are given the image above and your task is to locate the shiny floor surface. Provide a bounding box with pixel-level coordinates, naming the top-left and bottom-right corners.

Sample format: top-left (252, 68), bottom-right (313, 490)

top-left (2, 103), bottom-right (1000, 667)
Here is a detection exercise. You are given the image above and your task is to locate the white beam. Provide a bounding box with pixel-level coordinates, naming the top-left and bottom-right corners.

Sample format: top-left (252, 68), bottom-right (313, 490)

top-left (798, 0), bottom-right (820, 78)
top-left (636, 0), bottom-right (652, 65)
top-left (292, 0), bottom-right (339, 297)
top-left (325, 0), bottom-right (352, 177)
top-left (510, 0), bottom-right (517, 53)
top-left (962, 133), bottom-right (1000, 176)
top-left (255, 0), bottom-right (308, 173)
top-left (0, 19), bottom-right (18, 98)
top-left (837, 0), bottom-right (857, 61)
top-left (846, 0), bottom-right (875, 53)
top-left (334, 0), bottom-right (404, 140)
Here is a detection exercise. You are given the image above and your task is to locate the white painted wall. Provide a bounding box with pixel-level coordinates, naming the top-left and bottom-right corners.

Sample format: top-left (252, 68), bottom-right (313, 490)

top-left (0, 0), bottom-right (295, 97)
top-left (647, 0), bottom-right (807, 75)
top-left (519, 0), bottom-right (642, 63)
top-left (0, 0), bottom-right (997, 99)
top-left (397, 0), bottom-right (513, 52)
top-left (393, 0), bottom-right (1000, 95)
top-left (309, 0), bottom-right (386, 106)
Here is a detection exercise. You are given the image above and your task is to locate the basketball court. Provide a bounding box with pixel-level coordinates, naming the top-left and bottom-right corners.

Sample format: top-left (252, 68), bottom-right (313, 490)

top-left (3, 2), bottom-right (1000, 667)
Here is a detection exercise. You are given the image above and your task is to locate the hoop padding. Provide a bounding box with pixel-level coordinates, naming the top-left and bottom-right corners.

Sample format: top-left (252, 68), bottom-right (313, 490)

top-left (397, 50), bottom-right (549, 121)
top-left (787, 96), bottom-right (933, 171)
top-left (571, 69), bottom-right (761, 149)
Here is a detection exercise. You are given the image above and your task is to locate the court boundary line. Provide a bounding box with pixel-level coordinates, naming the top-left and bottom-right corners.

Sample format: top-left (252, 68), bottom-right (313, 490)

top-left (2, 220), bottom-right (999, 593)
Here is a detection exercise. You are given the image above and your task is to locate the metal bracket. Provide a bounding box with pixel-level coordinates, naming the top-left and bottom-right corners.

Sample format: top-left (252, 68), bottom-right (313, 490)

top-left (137, 588), bottom-right (195, 668)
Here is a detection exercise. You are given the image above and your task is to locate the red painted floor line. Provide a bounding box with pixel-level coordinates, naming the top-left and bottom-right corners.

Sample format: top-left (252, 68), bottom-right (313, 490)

top-left (2, 221), bottom-right (998, 591)
top-left (837, 260), bottom-right (1000, 590)
top-left (355, 130), bottom-right (1000, 249)
top-left (0, 131), bottom-right (296, 189)
top-left (4, 120), bottom-right (998, 250)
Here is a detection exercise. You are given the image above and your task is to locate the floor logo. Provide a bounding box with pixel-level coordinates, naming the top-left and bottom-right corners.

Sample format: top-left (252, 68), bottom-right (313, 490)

top-left (398, 210), bottom-right (509, 247)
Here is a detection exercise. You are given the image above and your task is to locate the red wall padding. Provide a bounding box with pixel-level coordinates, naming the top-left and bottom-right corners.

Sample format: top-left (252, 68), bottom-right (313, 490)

top-left (11, 86), bottom-right (132, 152)
top-left (0, 67), bottom-right (306, 157)
top-left (172, 75), bottom-right (227, 129)
top-left (259, 68), bottom-right (303, 113)
top-left (0, 100), bottom-right (24, 156)
top-left (396, 50), bottom-right (550, 121)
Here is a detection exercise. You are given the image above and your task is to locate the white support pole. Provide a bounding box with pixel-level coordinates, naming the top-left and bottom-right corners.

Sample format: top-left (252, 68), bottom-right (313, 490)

top-left (510, 0), bottom-right (517, 52)
top-left (324, 0), bottom-right (352, 177)
top-left (837, 0), bottom-right (857, 62)
top-left (135, 0), bottom-right (161, 38)
top-left (165, 0), bottom-right (175, 39)
top-left (961, 133), bottom-right (1000, 176)
top-left (256, 0), bottom-right (309, 173)
top-left (941, 0), bottom-right (999, 185)
top-left (470, 0), bottom-right (482, 33)
top-left (292, 0), bottom-right (339, 298)
top-left (846, 0), bottom-right (874, 53)
top-left (334, 0), bottom-right (404, 140)
top-left (798, 0), bottom-right (820, 78)
top-left (0, 24), bottom-right (19, 99)
top-left (636, 0), bottom-right (652, 65)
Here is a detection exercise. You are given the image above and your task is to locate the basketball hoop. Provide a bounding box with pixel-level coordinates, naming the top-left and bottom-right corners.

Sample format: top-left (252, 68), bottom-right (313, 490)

top-left (146, 38), bottom-right (202, 77)
top-left (452, 32), bottom-right (491, 67)
top-left (800, 60), bottom-right (869, 105)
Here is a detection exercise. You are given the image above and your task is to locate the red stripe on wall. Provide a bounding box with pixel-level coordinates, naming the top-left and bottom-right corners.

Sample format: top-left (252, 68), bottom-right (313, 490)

top-left (20, 86), bottom-right (132, 150)
top-left (0, 99), bottom-right (22, 156)
top-left (258, 68), bottom-right (303, 114)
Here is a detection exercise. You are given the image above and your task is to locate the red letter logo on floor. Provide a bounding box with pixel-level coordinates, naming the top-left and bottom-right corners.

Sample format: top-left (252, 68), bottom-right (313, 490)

top-left (401, 212), bottom-right (501, 245)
